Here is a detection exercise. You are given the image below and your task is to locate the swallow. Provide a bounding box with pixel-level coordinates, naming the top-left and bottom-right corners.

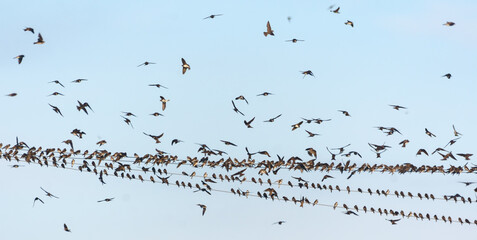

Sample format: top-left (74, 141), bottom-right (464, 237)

top-left (273, 221), bottom-right (286, 225)
top-left (137, 61), bottom-right (156, 67)
top-left (332, 144), bottom-right (351, 154)
top-left (331, 7), bottom-right (340, 14)
top-left (40, 187), bottom-right (59, 199)
top-left (143, 132), bottom-right (164, 143)
top-left (10, 164), bottom-right (24, 168)
top-left (34, 33), bottom-right (44, 44)
top-left (326, 147), bottom-right (338, 160)
top-left (399, 139), bottom-right (409, 147)
top-left (77, 101), bottom-right (93, 114)
top-left (171, 139), bottom-right (183, 145)
top-left (292, 176), bottom-right (309, 183)
top-left (96, 140), bottom-right (107, 146)
top-left (149, 84), bottom-right (168, 89)
top-left (63, 139), bottom-right (74, 150)
top-left (50, 80), bottom-right (65, 87)
top-left (456, 153), bottom-right (472, 160)
top-left (49, 104), bottom-right (63, 117)
top-left (344, 210), bottom-right (358, 216)
top-left (72, 78), bottom-right (87, 83)
top-left (122, 116), bottom-right (134, 128)
top-left (197, 204), bottom-right (207, 215)
top-left (322, 175), bottom-right (334, 182)
top-left (314, 118), bottom-right (331, 124)
top-left (33, 197), bottom-right (44, 207)
top-left (24, 27), bottom-right (34, 33)
top-left (244, 117), bottom-right (255, 128)
top-left (97, 198), bottom-right (114, 202)
top-left (14, 55), bottom-right (25, 64)
top-left (257, 92), bottom-right (273, 96)
top-left (286, 38), bottom-right (304, 43)
top-left (386, 219), bottom-right (401, 225)
top-left (150, 112), bottom-right (164, 117)
top-left (416, 149), bottom-right (428, 156)
top-left (301, 70), bottom-right (314, 78)
top-left (287, 16), bottom-right (292, 22)
top-left (181, 58), bottom-right (190, 74)
top-left (263, 21), bottom-right (274, 37)
top-left (235, 95), bottom-right (249, 104)
top-left (389, 104), bottom-right (406, 110)
top-left (231, 100), bottom-right (244, 116)
top-left (305, 130), bottom-right (320, 137)
top-left (48, 92), bottom-right (64, 96)
top-left (338, 110), bottom-right (350, 116)
top-left (442, 73), bottom-right (452, 79)
top-left (345, 20), bottom-right (354, 27)
top-left (459, 182), bottom-right (475, 186)
top-left (64, 223), bottom-right (71, 232)
top-left (452, 125), bottom-right (462, 136)
top-left (443, 21), bottom-right (455, 26)
top-left (425, 128), bottom-right (436, 137)
top-left (121, 112), bottom-right (136, 117)
top-left (6, 93), bottom-right (17, 97)
top-left (291, 121), bottom-right (303, 131)
top-left (444, 137), bottom-right (461, 148)
top-left (221, 140), bottom-right (237, 146)
top-left (160, 96), bottom-right (169, 111)
top-left (264, 114), bottom-right (282, 122)
top-left (203, 14), bottom-right (223, 19)
top-left (71, 129), bottom-right (86, 139)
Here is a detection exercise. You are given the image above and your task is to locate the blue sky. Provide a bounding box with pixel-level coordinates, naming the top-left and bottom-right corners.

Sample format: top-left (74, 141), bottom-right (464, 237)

top-left (1, 0), bottom-right (476, 239)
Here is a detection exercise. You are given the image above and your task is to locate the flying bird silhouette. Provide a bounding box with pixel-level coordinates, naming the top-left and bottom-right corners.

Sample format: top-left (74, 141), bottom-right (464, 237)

top-left (34, 33), bottom-right (44, 44)
top-left (24, 27), bottom-right (34, 33)
top-left (264, 21), bottom-right (274, 37)
top-left (181, 58), bottom-right (190, 74)
top-left (203, 14), bottom-right (223, 20)
top-left (14, 55), bottom-right (24, 64)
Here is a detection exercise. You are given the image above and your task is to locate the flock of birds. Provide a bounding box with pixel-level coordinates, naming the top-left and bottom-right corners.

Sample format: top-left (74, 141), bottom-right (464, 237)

top-left (4, 4), bottom-right (476, 235)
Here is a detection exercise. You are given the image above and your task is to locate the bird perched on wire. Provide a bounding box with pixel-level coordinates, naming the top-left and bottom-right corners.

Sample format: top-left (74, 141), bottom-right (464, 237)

top-left (264, 21), bottom-right (274, 37)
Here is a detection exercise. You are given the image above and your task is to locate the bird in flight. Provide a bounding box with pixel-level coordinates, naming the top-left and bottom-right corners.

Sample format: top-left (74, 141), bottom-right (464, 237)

top-left (143, 132), bottom-right (164, 143)
top-left (160, 96), bottom-right (169, 111)
top-left (459, 182), bottom-right (475, 186)
top-left (40, 187), bottom-right (59, 198)
top-left (257, 92), bottom-right (273, 96)
top-left (286, 38), bottom-right (304, 43)
top-left (221, 140), bottom-right (237, 146)
top-left (24, 27), bottom-right (34, 33)
top-left (50, 80), bottom-right (65, 87)
top-left (6, 93), bottom-right (17, 97)
top-left (231, 100), bottom-right (244, 116)
top-left (48, 92), bottom-right (64, 96)
top-left (443, 21), bottom-right (455, 26)
top-left (33, 197), bottom-right (44, 207)
top-left (244, 117), bottom-right (255, 128)
top-left (345, 20), bottom-right (354, 27)
top-left (330, 6), bottom-right (340, 14)
top-left (301, 70), bottom-right (314, 78)
top-left (273, 221), bottom-right (286, 225)
top-left (181, 58), bottom-right (190, 74)
top-left (386, 219), bottom-right (401, 225)
top-left (264, 114), bottom-right (282, 123)
top-left (264, 21), bottom-right (274, 37)
top-left (72, 78), bottom-right (87, 83)
top-left (122, 116), bottom-right (134, 128)
top-left (332, 144), bottom-right (351, 154)
top-left (322, 175), bottom-right (334, 182)
top-left (203, 14), bottom-right (223, 20)
top-left (64, 223), bottom-right (71, 232)
top-left (235, 95), bottom-right (249, 104)
top-left (291, 121), bottom-right (303, 131)
top-left (389, 104), bottom-right (406, 110)
top-left (442, 73), bottom-right (452, 79)
top-left (425, 128), bottom-right (436, 137)
top-left (77, 101), bottom-right (93, 114)
top-left (197, 204), bottom-right (207, 215)
top-left (305, 130), bottom-right (320, 137)
top-left (344, 210), bottom-right (358, 216)
top-left (14, 55), bottom-right (25, 64)
top-left (96, 140), bottom-right (107, 146)
top-left (338, 110), bottom-right (351, 116)
top-left (97, 198), bottom-right (114, 202)
top-left (34, 33), bottom-right (45, 44)
top-left (137, 61), bottom-right (156, 67)
top-left (149, 84), bottom-right (168, 89)
top-left (452, 125), bottom-right (462, 136)
top-left (49, 104), bottom-right (63, 117)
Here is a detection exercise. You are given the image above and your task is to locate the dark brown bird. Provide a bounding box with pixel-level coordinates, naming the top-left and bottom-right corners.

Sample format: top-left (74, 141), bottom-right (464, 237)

top-left (301, 70), bottom-right (314, 78)
top-left (203, 14), bottom-right (223, 20)
top-left (122, 116), bottom-right (134, 128)
top-left (305, 130), bottom-right (320, 137)
top-left (48, 92), bottom-right (64, 96)
top-left (332, 144), bottom-right (351, 154)
top-left (344, 210), bottom-right (358, 216)
top-left (160, 96), bottom-right (169, 111)
top-left (14, 55), bottom-right (24, 64)
top-left (235, 95), bottom-right (249, 104)
top-left (345, 20), bottom-right (354, 27)
top-left (137, 61), bottom-right (156, 67)
top-left (24, 27), bottom-right (34, 33)
top-left (63, 223), bottom-right (71, 232)
top-left (171, 139), bottom-right (183, 145)
top-left (181, 58), bottom-right (190, 74)
top-left (264, 21), bottom-right (274, 37)
top-left (331, 7), bottom-right (340, 14)
top-left (257, 92), bottom-right (273, 96)
top-left (97, 198), bottom-right (114, 202)
top-left (72, 78), bottom-right (87, 83)
top-left (386, 219), bottom-right (401, 225)
top-left (244, 117), bottom-right (255, 128)
top-left (389, 104), bottom-right (406, 110)
top-left (6, 93), bottom-right (17, 97)
top-left (273, 221), bottom-right (286, 225)
top-left (49, 104), bottom-right (63, 117)
top-left (338, 110), bottom-right (351, 116)
top-left (322, 175), bottom-right (334, 182)
top-left (291, 121), bottom-right (303, 131)
top-left (197, 204), bottom-right (207, 215)
top-left (221, 140), bottom-right (237, 146)
top-left (34, 33), bottom-right (44, 44)
top-left (452, 125), bottom-right (462, 136)
top-left (286, 39), bottom-right (304, 43)
top-left (456, 153), bottom-right (472, 160)
top-left (143, 132), bottom-right (164, 143)
top-left (399, 139), bottom-right (409, 147)
top-left (96, 140), bottom-right (107, 146)
top-left (232, 100), bottom-right (244, 116)
top-left (416, 149), bottom-right (428, 156)
top-left (443, 21), bottom-right (455, 26)
top-left (425, 128), bottom-right (436, 137)
top-left (40, 187), bottom-right (59, 199)
top-left (150, 112), bottom-right (164, 117)
top-left (264, 114), bottom-right (282, 123)
top-left (33, 197), bottom-right (44, 207)
top-left (149, 83), bottom-right (168, 89)
top-left (50, 80), bottom-right (65, 87)
top-left (442, 73), bottom-right (452, 79)
top-left (76, 101), bottom-right (93, 114)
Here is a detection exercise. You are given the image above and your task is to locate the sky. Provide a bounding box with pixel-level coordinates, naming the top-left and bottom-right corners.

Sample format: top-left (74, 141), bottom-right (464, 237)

top-left (0, 0), bottom-right (476, 239)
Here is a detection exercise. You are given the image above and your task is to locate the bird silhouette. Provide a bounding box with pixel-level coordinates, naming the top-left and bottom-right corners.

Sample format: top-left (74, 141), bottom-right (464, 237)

top-left (63, 223), bottom-right (71, 232)
top-left (23, 27), bottom-right (34, 33)
top-left (33, 197), bottom-right (44, 207)
top-left (40, 187), bottom-right (59, 198)
top-left (345, 20), bottom-right (354, 27)
top-left (264, 21), bottom-right (274, 37)
top-left (50, 80), bottom-right (65, 87)
top-left (160, 96), bottom-right (169, 111)
top-left (14, 55), bottom-right (24, 64)
top-left (97, 198), bottom-right (114, 202)
top-left (197, 204), bottom-right (207, 215)
top-left (34, 33), bottom-right (44, 44)
top-left (181, 58), bottom-right (190, 74)
top-left (137, 61), bottom-right (156, 67)
top-left (203, 14), bottom-right (223, 20)
top-left (231, 100), bottom-right (244, 116)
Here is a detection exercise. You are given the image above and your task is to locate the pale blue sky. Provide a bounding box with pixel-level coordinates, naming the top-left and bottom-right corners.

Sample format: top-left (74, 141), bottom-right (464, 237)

top-left (1, 0), bottom-right (476, 239)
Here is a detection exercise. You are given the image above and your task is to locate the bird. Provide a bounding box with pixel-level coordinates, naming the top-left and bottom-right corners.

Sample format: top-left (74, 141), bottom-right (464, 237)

top-left (456, 153), bottom-right (472, 160)
top-left (171, 139), bottom-right (183, 145)
top-left (48, 104), bottom-right (63, 117)
top-left (322, 175), bottom-right (334, 182)
top-left (257, 92), bottom-right (273, 96)
top-left (291, 121), bottom-right (303, 131)
top-left (122, 116), bottom-right (134, 128)
top-left (97, 198), bottom-right (114, 202)
top-left (442, 73), bottom-right (452, 79)
top-left (137, 61), bottom-right (156, 67)
top-left (143, 132), bottom-right (164, 143)
top-left (344, 210), bottom-right (359, 216)
top-left (286, 38), bottom-right (304, 43)
top-left (338, 110), bottom-right (351, 116)
top-left (444, 137), bottom-right (460, 148)
top-left (96, 140), bottom-right (107, 146)
top-left (273, 221), bottom-right (286, 225)
top-left (6, 93), bottom-right (17, 97)
top-left (197, 204), bottom-right (207, 215)
top-left (416, 149), bottom-right (428, 156)
top-left (231, 100), bottom-right (244, 116)
top-left (77, 101), bottom-right (93, 114)
top-left (332, 144), bottom-right (351, 154)
top-left (263, 21), bottom-right (274, 37)
top-left (149, 84), bottom-right (168, 89)
top-left (14, 55), bottom-right (25, 64)
top-left (62, 139), bottom-right (74, 151)
top-left (63, 223), bottom-right (71, 232)
top-left (150, 112), bottom-right (164, 117)
top-left (49, 80), bottom-right (65, 87)
top-left (33, 197), bottom-right (44, 207)
top-left (386, 219), bottom-right (401, 225)
top-left (40, 187), bottom-right (59, 198)
top-left (23, 27), bottom-right (34, 33)
top-left (264, 114), bottom-right (282, 123)
top-left (345, 20), bottom-right (354, 27)
top-left (48, 92), bottom-right (64, 96)
top-left (160, 96), bottom-right (169, 111)
top-left (235, 95), bottom-right (249, 104)
top-left (399, 139), bottom-right (410, 147)
top-left (459, 182), bottom-right (475, 186)
top-left (203, 14), bottom-right (223, 19)
top-left (34, 33), bottom-right (44, 44)
top-left (72, 78), bottom-right (87, 83)
top-left (181, 58), bottom-right (190, 74)
top-left (221, 140), bottom-right (237, 146)
top-left (452, 125), bottom-right (462, 136)
top-left (301, 70), bottom-right (314, 78)
top-left (443, 21), bottom-right (455, 26)
top-left (389, 104), bottom-right (406, 110)
top-left (425, 128), bottom-right (436, 137)
top-left (244, 117), bottom-right (255, 128)
top-left (331, 7), bottom-right (340, 14)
